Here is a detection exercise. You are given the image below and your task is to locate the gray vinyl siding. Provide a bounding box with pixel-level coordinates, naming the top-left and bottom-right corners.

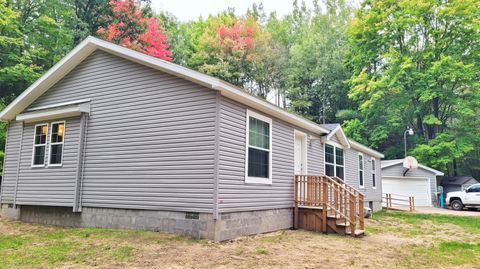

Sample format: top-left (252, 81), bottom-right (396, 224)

top-left (217, 97), bottom-right (293, 212)
top-left (307, 138), bottom-right (324, 175)
top-left (382, 164), bottom-right (438, 197)
top-left (14, 50), bottom-right (216, 212)
top-left (17, 118), bottom-right (80, 206)
top-left (330, 133), bottom-right (382, 203)
top-left (1, 121), bottom-right (21, 204)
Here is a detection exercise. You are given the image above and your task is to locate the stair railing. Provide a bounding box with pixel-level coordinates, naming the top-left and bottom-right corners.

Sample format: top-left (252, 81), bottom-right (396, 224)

top-left (294, 175), bottom-right (365, 236)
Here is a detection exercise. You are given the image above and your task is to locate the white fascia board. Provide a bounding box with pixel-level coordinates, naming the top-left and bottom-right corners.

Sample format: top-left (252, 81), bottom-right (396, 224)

top-left (381, 160), bottom-right (444, 176)
top-left (0, 38), bottom-right (97, 121)
top-left (0, 36), bottom-right (330, 135)
top-left (381, 160), bottom-right (403, 169)
top-left (93, 38), bottom-right (330, 135)
top-left (216, 84), bottom-right (330, 135)
top-left (348, 139), bottom-right (384, 159)
top-left (326, 125), bottom-right (351, 148)
top-left (16, 103), bottom-right (90, 123)
top-left (418, 164), bottom-right (444, 176)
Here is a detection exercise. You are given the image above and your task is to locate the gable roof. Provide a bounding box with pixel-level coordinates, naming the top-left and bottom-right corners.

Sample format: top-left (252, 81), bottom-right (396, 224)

top-left (0, 36), bottom-right (384, 158)
top-left (320, 123), bottom-right (350, 148)
top-left (0, 36), bottom-right (330, 136)
top-left (381, 159), bottom-right (444, 176)
top-left (440, 176), bottom-right (479, 186)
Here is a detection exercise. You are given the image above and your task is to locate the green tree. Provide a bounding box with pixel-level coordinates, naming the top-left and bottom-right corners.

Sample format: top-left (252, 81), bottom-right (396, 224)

top-left (347, 0), bottom-right (480, 174)
top-left (285, 0), bottom-right (354, 123)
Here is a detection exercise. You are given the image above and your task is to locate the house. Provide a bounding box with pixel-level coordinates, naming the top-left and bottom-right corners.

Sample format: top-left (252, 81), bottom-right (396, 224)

top-left (440, 176), bottom-right (480, 194)
top-left (381, 159), bottom-right (444, 207)
top-left (0, 37), bottom-right (383, 241)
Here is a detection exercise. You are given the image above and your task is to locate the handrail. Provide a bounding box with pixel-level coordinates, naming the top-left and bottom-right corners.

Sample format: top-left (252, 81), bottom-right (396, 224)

top-left (294, 175), bottom-right (365, 236)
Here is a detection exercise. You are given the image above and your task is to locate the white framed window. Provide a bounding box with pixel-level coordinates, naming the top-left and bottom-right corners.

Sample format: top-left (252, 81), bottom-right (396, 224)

top-left (358, 153), bottom-right (364, 188)
top-left (245, 110), bottom-right (272, 184)
top-left (49, 121), bottom-right (65, 166)
top-left (372, 157), bottom-right (376, 189)
top-left (32, 123), bottom-right (48, 167)
top-left (324, 142), bottom-right (344, 180)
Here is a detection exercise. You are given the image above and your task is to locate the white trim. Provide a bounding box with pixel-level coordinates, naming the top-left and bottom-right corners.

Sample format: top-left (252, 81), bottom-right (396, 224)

top-left (324, 142), bottom-right (345, 180)
top-left (371, 157), bottom-right (377, 189)
top-left (27, 99), bottom-right (91, 111)
top-left (325, 125), bottom-right (350, 148)
top-left (348, 139), bottom-right (384, 159)
top-left (0, 36), bottom-right (330, 137)
top-left (358, 153), bottom-right (365, 189)
top-left (245, 110), bottom-right (272, 185)
top-left (324, 140), bottom-right (343, 149)
top-left (31, 123), bottom-right (48, 167)
top-left (294, 130), bottom-right (308, 175)
top-left (381, 159), bottom-right (444, 176)
top-left (16, 103), bottom-right (90, 123)
top-left (48, 121), bottom-right (66, 167)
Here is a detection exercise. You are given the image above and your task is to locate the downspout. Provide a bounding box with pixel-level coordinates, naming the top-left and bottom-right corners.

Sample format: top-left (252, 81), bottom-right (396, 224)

top-left (213, 92), bottom-right (221, 220)
top-left (13, 121), bottom-right (24, 208)
top-left (73, 113), bottom-right (88, 212)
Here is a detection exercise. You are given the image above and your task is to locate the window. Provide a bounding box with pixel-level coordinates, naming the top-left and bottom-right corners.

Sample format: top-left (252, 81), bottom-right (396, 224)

top-left (49, 122), bottom-right (65, 166)
top-left (325, 143), bottom-right (344, 180)
top-left (467, 185), bottom-right (480, 193)
top-left (372, 158), bottom-right (376, 189)
top-left (32, 123), bottom-right (48, 166)
top-left (246, 110), bottom-right (272, 184)
top-left (358, 154), bottom-right (364, 188)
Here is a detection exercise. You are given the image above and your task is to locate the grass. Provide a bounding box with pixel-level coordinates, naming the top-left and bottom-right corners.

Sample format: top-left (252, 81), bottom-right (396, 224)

top-left (374, 210), bottom-right (480, 232)
top-left (0, 211), bottom-right (479, 268)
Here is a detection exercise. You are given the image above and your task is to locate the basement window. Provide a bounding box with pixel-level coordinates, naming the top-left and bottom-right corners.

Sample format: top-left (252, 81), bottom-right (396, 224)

top-left (185, 212), bottom-right (200, 220)
top-left (32, 123), bottom-right (48, 166)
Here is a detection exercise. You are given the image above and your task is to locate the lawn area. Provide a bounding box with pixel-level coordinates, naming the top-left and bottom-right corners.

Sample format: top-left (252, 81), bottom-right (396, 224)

top-left (1, 210), bottom-right (479, 268)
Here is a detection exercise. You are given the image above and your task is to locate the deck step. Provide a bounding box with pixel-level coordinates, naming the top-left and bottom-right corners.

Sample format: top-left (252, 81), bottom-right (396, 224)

top-left (346, 229), bottom-right (365, 237)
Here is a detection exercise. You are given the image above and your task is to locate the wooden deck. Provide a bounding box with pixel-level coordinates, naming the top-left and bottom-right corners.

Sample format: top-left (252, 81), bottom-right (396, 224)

top-left (294, 175), bottom-right (365, 237)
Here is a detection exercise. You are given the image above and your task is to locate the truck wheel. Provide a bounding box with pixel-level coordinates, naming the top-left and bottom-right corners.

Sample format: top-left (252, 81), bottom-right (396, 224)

top-left (451, 200), bottom-right (463, 211)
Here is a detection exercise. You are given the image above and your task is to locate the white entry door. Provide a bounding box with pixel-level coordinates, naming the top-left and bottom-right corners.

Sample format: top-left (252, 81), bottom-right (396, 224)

top-left (294, 131), bottom-right (307, 175)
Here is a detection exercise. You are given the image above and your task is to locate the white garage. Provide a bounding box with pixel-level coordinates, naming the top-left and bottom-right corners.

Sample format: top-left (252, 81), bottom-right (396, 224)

top-left (382, 176), bottom-right (432, 207)
top-left (381, 159), bottom-right (444, 207)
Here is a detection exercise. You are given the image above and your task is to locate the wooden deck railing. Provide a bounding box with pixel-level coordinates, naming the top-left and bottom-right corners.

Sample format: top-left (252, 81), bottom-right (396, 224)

top-left (294, 175), bottom-right (365, 236)
top-left (383, 193), bottom-right (415, 212)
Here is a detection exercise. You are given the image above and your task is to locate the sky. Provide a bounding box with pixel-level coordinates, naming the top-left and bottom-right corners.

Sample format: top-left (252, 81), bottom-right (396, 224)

top-left (150, 0), bottom-right (315, 21)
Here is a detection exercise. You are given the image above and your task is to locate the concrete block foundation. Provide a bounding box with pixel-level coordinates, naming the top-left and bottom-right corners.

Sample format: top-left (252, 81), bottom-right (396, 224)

top-left (0, 204), bottom-right (293, 241)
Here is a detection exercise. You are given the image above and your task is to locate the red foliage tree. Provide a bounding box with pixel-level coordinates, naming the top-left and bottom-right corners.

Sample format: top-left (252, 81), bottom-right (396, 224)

top-left (97, 0), bottom-right (172, 60)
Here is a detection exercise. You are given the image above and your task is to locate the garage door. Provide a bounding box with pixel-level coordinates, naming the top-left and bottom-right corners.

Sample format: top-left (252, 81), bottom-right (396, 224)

top-left (382, 177), bottom-right (431, 207)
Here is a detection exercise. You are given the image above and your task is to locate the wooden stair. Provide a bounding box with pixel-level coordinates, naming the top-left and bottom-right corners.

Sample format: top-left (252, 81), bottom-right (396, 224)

top-left (294, 175), bottom-right (365, 237)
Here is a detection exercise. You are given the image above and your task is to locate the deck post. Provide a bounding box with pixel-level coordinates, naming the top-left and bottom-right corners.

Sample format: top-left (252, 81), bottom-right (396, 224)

top-left (359, 194), bottom-right (364, 231)
top-left (294, 176), bottom-right (298, 229)
top-left (322, 177), bottom-right (328, 233)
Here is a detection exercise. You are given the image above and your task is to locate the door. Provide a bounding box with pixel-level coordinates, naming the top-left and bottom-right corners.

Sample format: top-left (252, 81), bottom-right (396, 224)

top-left (382, 177), bottom-right (432, 207)
top-left (294, 131), bottom-right (307, 175)
top-left (464, 185), bottom-right (480, 204)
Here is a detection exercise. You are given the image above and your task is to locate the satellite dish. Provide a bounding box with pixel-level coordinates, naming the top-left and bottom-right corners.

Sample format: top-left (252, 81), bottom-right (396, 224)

top-left (403, 156), bottom-right (418, 169)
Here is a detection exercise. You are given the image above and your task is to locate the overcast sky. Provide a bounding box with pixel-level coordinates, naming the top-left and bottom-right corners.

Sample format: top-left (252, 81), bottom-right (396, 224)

top-left (150, 0), bottom-right (316, 21)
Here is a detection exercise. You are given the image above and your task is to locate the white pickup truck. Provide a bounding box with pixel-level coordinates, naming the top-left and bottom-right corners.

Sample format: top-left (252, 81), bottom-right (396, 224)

top-left (445, 184), bottom-right (480, 210)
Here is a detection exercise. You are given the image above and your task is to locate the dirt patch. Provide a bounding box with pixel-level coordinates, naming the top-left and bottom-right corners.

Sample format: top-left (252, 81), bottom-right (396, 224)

top-left (1, 213), bottom-right (480, 268)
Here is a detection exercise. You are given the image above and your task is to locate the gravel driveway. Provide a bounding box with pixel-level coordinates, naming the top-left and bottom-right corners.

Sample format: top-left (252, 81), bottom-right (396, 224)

top-left (413, 206), bottom-right (480, 216)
